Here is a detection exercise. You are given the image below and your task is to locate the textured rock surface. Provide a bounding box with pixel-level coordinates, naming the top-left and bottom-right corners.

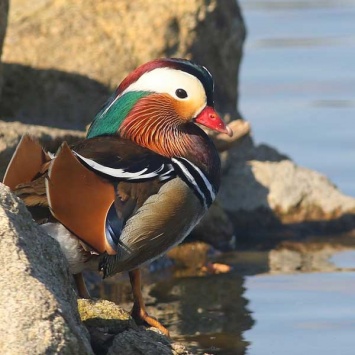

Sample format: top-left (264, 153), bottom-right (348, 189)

top-left (78, 299), bottom-right (137, 333)
top-left (78, 298), bottom-right (191, 355)
top-left (0, 184), bottom-right (93, 354)
top-left (219, 135), bottom-right (355, 243)
top-left (0, 0), bottom-right (8, 99)
top-left (251, 160), bottom-right (355, 221)
top-left (189, 202), bottom-right (235, 251)
top-left (1, 0), bottom-right (245, 128)
top-left (108, 329), bottom-right (191, 355)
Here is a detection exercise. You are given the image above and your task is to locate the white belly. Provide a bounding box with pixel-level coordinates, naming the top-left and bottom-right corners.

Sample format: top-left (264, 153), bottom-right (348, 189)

top-left (41, 223), bottom-right (97, 274)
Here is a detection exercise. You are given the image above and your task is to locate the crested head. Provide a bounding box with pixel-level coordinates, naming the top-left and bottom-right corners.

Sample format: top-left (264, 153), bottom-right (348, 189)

top-left (116, 58), bottom-right (214, 107)
top-left (87, 58), bottom-right (231, 158)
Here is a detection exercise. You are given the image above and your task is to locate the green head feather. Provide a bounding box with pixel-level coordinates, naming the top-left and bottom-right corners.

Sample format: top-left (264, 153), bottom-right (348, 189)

top-left (87, 91), bottom-right (150, 138)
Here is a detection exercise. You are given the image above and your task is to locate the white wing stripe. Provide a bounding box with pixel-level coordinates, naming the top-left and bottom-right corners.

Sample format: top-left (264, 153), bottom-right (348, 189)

top-left (73, 151), bottom-right (161, 180)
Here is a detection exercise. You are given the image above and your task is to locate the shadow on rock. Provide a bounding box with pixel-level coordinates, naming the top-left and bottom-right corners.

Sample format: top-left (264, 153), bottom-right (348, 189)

top-left (219, 135), bottom-right (355, 249)
top-left (189, 0), bottom-right (246, 119)
top-left (0, 63), bottom-right (110, 130)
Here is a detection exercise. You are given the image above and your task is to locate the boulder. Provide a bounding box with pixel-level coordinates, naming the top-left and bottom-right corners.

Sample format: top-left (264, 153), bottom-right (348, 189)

top-left (219, 135), bottom-right (355, 244)
top-left (108, 329), bottom-right (191, 355)
top-left (0, 184), bottom-right (93, 354)
top-left (0, 0), bottom-right (8, 99)
top-left (1, 0), bottom-right (245, 128)
top-left (0, 184), bottom-right (192, 354)
top-left (78, 299), bottom-right (191, 355)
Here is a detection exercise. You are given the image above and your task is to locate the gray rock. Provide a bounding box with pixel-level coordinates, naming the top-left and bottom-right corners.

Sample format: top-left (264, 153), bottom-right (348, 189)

top-left (252, 160), bottom-right (355, 217)
top-left (219, 135), bottom-right (355, 242)
top-left (0, 184), bottom-right (93, 354)
top-left (108, 329), bottom-right (191, 355)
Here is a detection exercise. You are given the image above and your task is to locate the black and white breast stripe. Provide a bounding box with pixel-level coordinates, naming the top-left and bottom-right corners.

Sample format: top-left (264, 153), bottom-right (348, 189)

top-left (171, 157), bottom-right (216, 209)
top-left (73, 151), bottom-right (215, 209)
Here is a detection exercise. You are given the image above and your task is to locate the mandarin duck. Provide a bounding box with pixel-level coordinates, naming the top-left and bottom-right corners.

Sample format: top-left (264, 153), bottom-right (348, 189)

top-left (3, 58), bottom-right (232, 335)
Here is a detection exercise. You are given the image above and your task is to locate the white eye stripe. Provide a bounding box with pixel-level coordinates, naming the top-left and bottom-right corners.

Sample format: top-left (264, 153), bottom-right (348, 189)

top-left (120, 67), bottom-right (207, 112)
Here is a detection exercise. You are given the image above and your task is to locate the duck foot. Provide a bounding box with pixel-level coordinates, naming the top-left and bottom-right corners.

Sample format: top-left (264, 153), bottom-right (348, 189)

top-left (129, 268), bottom-right (170, 336)
top-left (131, 305), bottom-right (169, 336)
top-left (74, 272), bottom-right (91, 299)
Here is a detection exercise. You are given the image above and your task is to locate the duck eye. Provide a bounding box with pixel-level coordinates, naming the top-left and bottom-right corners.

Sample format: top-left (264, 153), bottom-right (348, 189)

top-left (175, 88), bottom-right (188, 99)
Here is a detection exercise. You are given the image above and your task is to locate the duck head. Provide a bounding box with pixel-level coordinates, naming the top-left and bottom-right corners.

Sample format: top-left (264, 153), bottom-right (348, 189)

top-left (87, 58), bottom-right (232, 157)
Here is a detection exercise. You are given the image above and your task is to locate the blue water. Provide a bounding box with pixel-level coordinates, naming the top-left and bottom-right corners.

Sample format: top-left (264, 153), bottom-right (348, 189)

top-left (236, 2), bottom-right (355, 354)
top-left (244, 271), bottom-right (355, 355)
top-left (239, 0), bottom-right (355, 197)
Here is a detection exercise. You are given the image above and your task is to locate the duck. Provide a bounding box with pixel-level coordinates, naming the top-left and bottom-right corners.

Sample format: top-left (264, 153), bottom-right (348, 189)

top-left (3, 58), bottom-right (232, 335)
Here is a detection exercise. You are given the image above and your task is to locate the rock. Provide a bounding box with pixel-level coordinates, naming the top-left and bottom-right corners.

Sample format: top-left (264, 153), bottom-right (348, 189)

top-left (219, 135), bottom-right (355, 244)
top-left (0, 0), bottom-right (8, 99)
top-left (78, 299), bottom-right (138, 354)
top-left (209, 119), bottom-right (251, 154)
top-left (252, 160), bottom-right (355, 221)
top-left (188, 202), bottom-right (235, 251)
top-left (0, 120), bottom-right (84, 180)
top-left (1, 0), bottom-right (245, 128)
top-left (0, 184), bottom-right (190, 354)
top-left (108, 329), bottom-right (191, 355)
top-left (0, 184), bottom-right (93, 354)
top-left (78, 299), bottom-right (137, 333)
top-left (78, 299), bottom-right (191, 355)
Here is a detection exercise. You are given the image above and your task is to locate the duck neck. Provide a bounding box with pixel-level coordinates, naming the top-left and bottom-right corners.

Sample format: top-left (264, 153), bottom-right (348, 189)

top-left (119, 95), bottom-right (221, 191)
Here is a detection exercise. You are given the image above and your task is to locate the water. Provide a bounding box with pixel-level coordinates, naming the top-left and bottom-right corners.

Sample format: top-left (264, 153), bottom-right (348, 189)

top-left (238, 0), bottom-right (355, 197)
top-left (244, 272), bottom-right (355, 355)
top-left (234, 3), bottom-right (355, 353)
top-left (95, 246), bottom-right (355, 354)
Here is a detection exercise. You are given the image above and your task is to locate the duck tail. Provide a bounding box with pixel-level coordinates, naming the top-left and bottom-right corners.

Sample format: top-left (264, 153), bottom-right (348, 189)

top-left (3, 134), bottom-right (51, 190)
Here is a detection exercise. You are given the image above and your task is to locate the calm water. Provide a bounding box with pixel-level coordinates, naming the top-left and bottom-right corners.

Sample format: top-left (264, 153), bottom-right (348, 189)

top-left (96, 248), bottom-right (355, 354)
top-left (244, 270), bottom-right (355, 355)
top-left (238, 2), bottom-right (355, 354)
top-left (239, 0), bottom-right (355, 197)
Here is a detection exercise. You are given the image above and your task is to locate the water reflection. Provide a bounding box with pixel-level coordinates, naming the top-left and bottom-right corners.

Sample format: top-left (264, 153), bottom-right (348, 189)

top-left (89, 242), bottom-right (355, 354)
top-left (150, 274), bottom-right (253, 354)
top-left (92, 266), bottom-right (254, 354)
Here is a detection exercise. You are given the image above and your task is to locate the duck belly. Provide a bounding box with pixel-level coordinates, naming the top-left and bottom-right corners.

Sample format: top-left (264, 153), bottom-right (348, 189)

top-left (41, 223), bottom-right (97, 274)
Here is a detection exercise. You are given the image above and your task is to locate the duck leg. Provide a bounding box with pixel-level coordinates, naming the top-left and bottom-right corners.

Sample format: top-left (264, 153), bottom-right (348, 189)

top-left (73, 272), bottom-right (91, 299)
top-left (129, 268), bottom-right (169, 336)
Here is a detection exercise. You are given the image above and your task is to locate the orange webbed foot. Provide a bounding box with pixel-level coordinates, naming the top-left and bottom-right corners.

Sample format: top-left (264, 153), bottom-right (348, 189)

top-left (129, 268), bottom-right (170, 336)
top-left (131, 305), bottom-right (170, 336)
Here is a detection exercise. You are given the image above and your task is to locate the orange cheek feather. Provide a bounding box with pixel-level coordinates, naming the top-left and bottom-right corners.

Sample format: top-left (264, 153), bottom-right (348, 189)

top-left (172, 99), bottom-right (199, 121)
